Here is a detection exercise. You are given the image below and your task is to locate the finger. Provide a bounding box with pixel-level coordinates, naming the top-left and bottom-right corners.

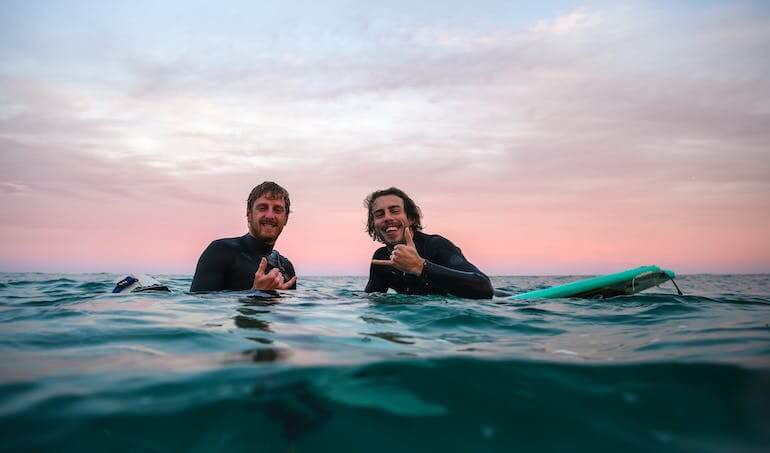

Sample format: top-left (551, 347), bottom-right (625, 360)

top-left (253, 275), bottom-right (276, 291)
top-left (267, 268), bottom-right (280, 278)
top-left (404, 226), bottom-right (415, 247)
top-left (393, 247), bottom-right (411, 257)
top-left (280, 276), bottom-right (297, 289)
top-left (371, 259), bottom-right (394, 266)
top-left (256, 257), bottom-right (267, 276)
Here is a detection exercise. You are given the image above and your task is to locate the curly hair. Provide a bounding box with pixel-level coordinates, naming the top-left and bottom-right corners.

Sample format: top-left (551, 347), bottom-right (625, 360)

top-left (364, 187), bottom-right (423, 241)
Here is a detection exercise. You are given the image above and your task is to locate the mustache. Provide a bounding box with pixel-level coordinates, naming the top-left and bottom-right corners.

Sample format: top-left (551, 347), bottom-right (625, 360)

top-left (259, 219), bottom-right (279, 226)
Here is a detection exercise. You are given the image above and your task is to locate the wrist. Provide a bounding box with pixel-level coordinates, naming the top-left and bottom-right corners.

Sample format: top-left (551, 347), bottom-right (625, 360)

top-left (416, 258), bottom-right (427, 276)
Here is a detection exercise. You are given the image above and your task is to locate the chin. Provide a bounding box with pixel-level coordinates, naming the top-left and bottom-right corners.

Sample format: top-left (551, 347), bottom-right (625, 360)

top-left (257, 233), bottom-right (278, 242)
top-left (380, 234), bottom-right (400, 246)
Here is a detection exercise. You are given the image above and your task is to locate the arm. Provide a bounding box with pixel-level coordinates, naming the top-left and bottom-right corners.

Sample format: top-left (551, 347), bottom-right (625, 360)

top-left (281, 256), bottom-right (298, 290)
top-left (190, 241), bottom-right (229, 292)
top-left (422, 237), bottom-right (493, 299)
top-left (365, 249), bottom-right (391, 293)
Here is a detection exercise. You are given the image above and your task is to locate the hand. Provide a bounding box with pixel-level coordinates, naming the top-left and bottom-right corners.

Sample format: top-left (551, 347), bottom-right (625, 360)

top-left (371, 226), bottom-right (425, 275)
top-left (252, 257), bottom-right (297, 290)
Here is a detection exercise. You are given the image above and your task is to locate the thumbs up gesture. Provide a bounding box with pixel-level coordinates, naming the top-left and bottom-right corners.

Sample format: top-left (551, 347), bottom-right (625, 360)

top-left (252, 257), bottom-right (297, 290)
top-left (372, 226), bottom-right (425, 275)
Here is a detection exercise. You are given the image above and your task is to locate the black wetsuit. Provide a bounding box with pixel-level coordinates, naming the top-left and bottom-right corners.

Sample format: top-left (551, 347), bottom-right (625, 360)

top-left (190, 234), bottom-right (296, 292)
top-left (365, 230), bottom-right (493, 299)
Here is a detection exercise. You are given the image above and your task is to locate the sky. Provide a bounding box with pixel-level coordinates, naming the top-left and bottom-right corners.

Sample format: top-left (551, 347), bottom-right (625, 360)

top-left (1, 0), bottom-right (769, 276)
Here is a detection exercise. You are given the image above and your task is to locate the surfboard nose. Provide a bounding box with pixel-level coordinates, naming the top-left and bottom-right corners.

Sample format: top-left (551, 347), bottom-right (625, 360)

top-left (112, 274), bottom-right (170, 293)
top-left (510, 265), bottom-right (679, 300)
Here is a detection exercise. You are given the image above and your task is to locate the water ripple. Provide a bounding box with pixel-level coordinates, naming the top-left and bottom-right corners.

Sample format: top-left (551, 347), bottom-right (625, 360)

top-left (1, 273), bottom-right (769, 451)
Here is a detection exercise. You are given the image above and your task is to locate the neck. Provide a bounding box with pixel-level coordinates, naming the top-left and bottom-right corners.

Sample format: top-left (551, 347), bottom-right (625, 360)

top-left (246, 232), bottom-right (275, 253)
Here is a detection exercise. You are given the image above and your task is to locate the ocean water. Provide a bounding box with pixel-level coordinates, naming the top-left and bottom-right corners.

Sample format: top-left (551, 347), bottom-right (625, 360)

top-left (1, 273), bottom-right (769, 452)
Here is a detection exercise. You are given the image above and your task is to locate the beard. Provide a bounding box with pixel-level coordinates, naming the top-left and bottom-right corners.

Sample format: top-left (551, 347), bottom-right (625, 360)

top-left (377, 221), bottom-right (404, 247)
top-left (248, 217), bottom-right (283, 244)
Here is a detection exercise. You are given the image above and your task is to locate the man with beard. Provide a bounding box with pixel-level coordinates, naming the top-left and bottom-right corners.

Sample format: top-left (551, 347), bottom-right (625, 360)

top-left (364, 187), bottom-right (493, 299)
top-left (190, 181), bottom-right (297, 292)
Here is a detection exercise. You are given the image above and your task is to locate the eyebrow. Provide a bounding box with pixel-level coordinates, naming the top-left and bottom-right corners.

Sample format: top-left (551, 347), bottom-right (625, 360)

top-left (256, 202), bottom-right (284, 209)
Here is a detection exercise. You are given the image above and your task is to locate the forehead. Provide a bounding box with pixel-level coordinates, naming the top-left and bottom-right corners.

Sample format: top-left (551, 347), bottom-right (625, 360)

top-left (251, 193), bottom-right (286, 207)
top-left (372, 194), bottom-right (404, 211)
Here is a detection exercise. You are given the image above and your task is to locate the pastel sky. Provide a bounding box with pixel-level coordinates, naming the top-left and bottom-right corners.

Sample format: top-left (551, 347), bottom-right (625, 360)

top-left (1, 0), bottom-right (769, 276)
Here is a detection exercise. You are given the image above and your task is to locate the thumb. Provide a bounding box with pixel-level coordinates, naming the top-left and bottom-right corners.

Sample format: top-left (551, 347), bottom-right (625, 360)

top-left (404, 225), bottom-right (415, 247)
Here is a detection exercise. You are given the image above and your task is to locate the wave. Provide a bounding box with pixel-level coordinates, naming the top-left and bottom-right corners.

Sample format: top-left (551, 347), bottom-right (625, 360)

top-left (2, 357), bottom-right (768, 452)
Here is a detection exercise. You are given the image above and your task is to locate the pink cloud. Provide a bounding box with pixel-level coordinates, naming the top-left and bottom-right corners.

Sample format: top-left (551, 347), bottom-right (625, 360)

top-left (1, 2), bottom-right (768, 275)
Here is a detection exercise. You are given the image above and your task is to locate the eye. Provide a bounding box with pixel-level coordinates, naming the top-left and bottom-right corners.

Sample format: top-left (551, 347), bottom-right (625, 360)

top-left (274, 207), bottom-right (284, 214)
top-left (374, 211), bottom-right (384, 218)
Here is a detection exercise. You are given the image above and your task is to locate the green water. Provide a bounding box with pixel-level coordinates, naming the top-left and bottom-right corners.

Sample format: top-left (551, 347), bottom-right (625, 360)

top-left (1, 273), bottom-right (769, 452)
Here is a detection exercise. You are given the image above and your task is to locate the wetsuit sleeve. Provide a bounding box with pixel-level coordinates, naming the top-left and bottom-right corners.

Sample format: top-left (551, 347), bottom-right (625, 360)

top-left (422, 237), bottom-right (493, 299)
top-left (190, 241), bottom-right (230, 292)
top-left (282, 257), bottom-right (297, 290)
top-left (365, 249), bottom-right (390, 293)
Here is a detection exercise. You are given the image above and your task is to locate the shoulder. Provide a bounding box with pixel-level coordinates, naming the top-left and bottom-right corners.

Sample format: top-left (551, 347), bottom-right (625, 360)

top-left (417, 232), bottom-right (467, 266)
top-left (371, 246), bottom-right (390, 259)
top-left (417, 232), bottom-right (457, 250)
top-left (204, 236), bottom-right (243, 253)
top-left (210, 236), bottom-right (241, 247)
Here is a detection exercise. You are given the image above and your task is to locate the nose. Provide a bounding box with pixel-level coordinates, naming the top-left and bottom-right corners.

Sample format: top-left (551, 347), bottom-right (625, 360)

top-left (264, 208), bottom-right (277, 218)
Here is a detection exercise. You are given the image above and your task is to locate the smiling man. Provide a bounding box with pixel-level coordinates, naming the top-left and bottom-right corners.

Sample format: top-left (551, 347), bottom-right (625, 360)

top-left (364, 187), bottom-right (493, 299)
top-left (190, 181), bottom-right (297, 293)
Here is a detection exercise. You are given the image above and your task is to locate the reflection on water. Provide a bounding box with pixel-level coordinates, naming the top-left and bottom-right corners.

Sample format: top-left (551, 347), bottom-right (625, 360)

top-left (360, 315), bottom-right (396, 324)
top-left (225, 347), bottom-right (287, 363)
top-left (361, 331), bottom-right (416, 345)
top-left (233, 315), bottom-right (272, 332)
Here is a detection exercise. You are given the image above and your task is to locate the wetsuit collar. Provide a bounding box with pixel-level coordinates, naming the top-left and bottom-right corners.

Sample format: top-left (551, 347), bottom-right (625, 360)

top-left (243, 233), bottom-right (274, 256)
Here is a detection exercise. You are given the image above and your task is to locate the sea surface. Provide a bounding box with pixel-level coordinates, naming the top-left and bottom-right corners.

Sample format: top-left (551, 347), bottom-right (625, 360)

top-left (1, 273), bottom-right (769, 452)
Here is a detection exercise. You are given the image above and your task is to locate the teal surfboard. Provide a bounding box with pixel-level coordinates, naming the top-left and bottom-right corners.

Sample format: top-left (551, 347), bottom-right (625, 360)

top-left (511, 265), bottom-right (678, 300)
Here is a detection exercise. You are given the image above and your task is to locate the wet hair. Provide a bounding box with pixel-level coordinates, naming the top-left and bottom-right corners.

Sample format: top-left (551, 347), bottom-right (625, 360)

top-left (247, 181), bottom-right (291, 215)
top-left (364, 187), bottom-right (423, 241)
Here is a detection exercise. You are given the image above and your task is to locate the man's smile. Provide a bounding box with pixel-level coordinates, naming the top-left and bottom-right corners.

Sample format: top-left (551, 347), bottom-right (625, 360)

top-left (381, 222), bottom-right (402, 241)
top-left (260, 219), bottom-right (279, 229)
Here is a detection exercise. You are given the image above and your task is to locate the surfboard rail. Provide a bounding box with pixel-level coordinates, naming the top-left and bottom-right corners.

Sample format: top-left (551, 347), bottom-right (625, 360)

top-left (511, 265), bottom-right (677, 300)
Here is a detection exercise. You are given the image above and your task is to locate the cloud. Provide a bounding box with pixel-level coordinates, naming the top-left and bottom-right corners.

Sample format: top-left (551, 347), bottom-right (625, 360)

top-left (0, 1), bottom-right (768, 273)
top-left (0, 182), bottom-right (29, 194)
top-left (532, 9), bottom-right (603, 35)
